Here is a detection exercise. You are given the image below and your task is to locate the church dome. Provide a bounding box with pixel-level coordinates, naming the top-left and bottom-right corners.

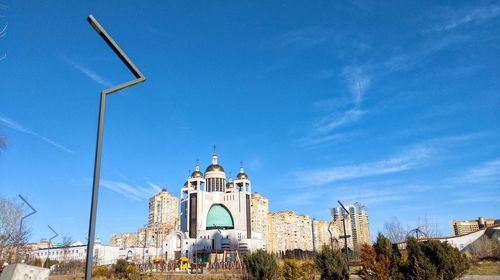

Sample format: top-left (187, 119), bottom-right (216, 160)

top-left (226, 181), bottom-right (234, 189)
top-left (236, 161), bottom-right (248, 180)
top-left (191, 170), bottom-right (203, 178)
top-left (205, 164), bottom-right (225, 173)
top-left (236, 172), bottom-right (248, 180)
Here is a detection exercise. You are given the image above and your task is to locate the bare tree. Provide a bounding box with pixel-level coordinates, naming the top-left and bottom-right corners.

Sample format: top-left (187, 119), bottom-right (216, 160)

top-left (0, 134), bottom-right (5, 153)
top-left (383, 216), bottom-right (408, 243)
top-left (0, 196), bottom-right (31, 263)
top-left (416, 216), bottom-right (442, 238)
top-left (61, 235), bottom-right (73, 262)
top-left (0, 3), bottom-right (7, 60)
top-left (469, 235), bottom-right (500, 260)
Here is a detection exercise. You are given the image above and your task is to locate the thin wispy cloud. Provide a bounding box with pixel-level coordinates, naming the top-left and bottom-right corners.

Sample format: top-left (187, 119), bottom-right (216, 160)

top-left (284, 182), bottom-right (431, 207)
top-left (61, 56), bottom-right (112, 87)
top-left (337, 184), bottom-right (432, 205)
top-left (300, 65), bottom-right (371, 147)
top-left (318, 65), bottom-right (370, 132)
top-left (146, 181), bottom-right (164, 193)
top-left (267, 27), bottom-right (332, 49)
top-left (101, 179), bottom-right (162, 201)
top-left (0, 116), bottom-right (75, 154)
top-left (296, 133), bottom-right (351, 148)
top-left (297, 144), bottom-right (434, 187)
top-left (343, 66), bottom-right (371, 105)
top-left (315, 108), bottom-right (365, 134)
top-left (431, 5), bottom-right (500, 32)
top-left (456, 157), bottom-right (500, 185)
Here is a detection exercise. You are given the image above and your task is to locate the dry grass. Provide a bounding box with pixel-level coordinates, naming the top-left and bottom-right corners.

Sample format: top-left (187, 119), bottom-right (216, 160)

top-left (49, 272), bottom-right (242, 280)
top-left (467, 261), bottom-right (500, 275)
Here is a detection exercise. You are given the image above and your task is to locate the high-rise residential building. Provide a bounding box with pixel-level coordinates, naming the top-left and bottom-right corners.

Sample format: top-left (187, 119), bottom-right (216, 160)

top-left (251, 192), bottom-right (269, 249)
top-left (450, 217), bottom-right (497, 236)
top-left (109, 189), bottom-right (179, 249)
top-left (141, 189), bottom-right (179, 246)
top-left (266, 211), bottom-right (315, 253)
top-left (148, 189), bottom-right (179, 226)
top-left (331, 202), bottom-right (370, 250)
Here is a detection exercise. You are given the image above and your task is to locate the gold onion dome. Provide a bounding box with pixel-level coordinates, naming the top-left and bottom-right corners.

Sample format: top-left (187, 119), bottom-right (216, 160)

top-left (226, 181), bottom-right (234, 188)
top-left (237, 161), bottom-right (248, 180)
top-left (236, 172), bottom-right (248, 180)
top-left (191, 170), bottom-right (203, 178)
top-left (205, 164), bottom-right (225, 173)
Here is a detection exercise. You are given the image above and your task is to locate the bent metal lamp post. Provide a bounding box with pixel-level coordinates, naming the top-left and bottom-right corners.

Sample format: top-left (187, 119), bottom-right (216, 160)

top-left (84, 15), bottom-right (146, 280)
top-left (338, 200), bottom-right (351, 272)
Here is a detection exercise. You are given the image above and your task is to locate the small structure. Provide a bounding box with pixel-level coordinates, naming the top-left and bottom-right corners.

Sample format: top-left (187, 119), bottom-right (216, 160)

top-left (0, 264), bottom-right (49, 280)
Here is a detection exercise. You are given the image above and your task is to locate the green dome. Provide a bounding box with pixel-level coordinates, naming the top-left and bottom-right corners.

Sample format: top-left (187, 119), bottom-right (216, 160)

top-left (206, 204), bottom-right (234, 230)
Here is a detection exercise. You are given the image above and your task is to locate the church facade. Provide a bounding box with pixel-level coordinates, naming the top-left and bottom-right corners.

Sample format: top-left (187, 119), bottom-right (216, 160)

top-left (163, 148), bottom-right (265, 260)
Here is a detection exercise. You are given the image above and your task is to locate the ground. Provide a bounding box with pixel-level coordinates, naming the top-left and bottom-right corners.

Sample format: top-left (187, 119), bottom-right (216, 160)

top-left (467, 261), bottom-right (500, 276)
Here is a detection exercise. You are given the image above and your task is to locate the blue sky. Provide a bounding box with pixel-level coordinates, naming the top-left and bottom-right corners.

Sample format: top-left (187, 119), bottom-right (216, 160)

top-left (1, 1), bottom-right (499, 244)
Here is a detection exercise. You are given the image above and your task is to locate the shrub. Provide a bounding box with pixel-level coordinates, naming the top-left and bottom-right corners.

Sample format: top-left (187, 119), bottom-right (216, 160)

top-left (405, 237), bottom-right (469, 280)
top-left (373, 233), bottom-right (404, 279)
top-left (126, 264), bottom-right (137, 275)
top-left (420, 240), bottom-right (469, 280)
top-left (243, 249), bottom-right (278, 280)
top-left (281, 258), bottom-right (305, 280)
top-left (301, 261), bottom-right (317, 280)
top-left (315, 246), bottom-right (349, 280)
top-left (113, 259), bottom-right (129, 279)
top-left (91, 265), bottom-right (108, 277)
top-left (373, 233), bottom-right (393, 259)
top-left (358, 243), bottom-right (390, 280)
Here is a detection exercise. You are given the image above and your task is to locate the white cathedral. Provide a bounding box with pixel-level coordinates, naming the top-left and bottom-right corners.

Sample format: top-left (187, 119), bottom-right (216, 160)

top-left (163, 147), bottom-right (265, 260)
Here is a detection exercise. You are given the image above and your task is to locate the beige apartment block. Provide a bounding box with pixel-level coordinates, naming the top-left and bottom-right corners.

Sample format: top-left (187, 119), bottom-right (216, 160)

top-left (251, 192), bottom-right (269, 248)
top-left (266, 211), bottom-right (317, 253)
top-left (109, 232), bottom-right (139, 248)
top-left (148, 189), bottom-right (179, 226)
top-left (312, 219), bottom-right (330, 251)
top-left (110, 189), bottom-right (179, 249)
top-left (450, 217), bottom-right (497, 236)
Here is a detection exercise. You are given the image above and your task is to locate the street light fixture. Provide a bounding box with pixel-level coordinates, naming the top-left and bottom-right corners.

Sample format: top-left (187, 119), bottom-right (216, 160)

top-left (46, 225), bottom-right (58, 268)
top-left (337, 200), bottom-right (351, 272)
top-left (17, 195), bottom-right (37, 263)
top-left (84, 15), bottom-right (146, 280)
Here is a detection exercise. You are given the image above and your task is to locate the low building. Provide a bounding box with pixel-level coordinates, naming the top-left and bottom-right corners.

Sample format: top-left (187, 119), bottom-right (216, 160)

top-left (450, 217), bottom-right (498, 236)
top-left (30, 238), bottom-right (158, 265)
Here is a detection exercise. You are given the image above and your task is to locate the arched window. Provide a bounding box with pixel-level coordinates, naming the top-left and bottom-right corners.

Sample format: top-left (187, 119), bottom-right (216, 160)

top-left (206, 204), bottom-right (234, 230)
